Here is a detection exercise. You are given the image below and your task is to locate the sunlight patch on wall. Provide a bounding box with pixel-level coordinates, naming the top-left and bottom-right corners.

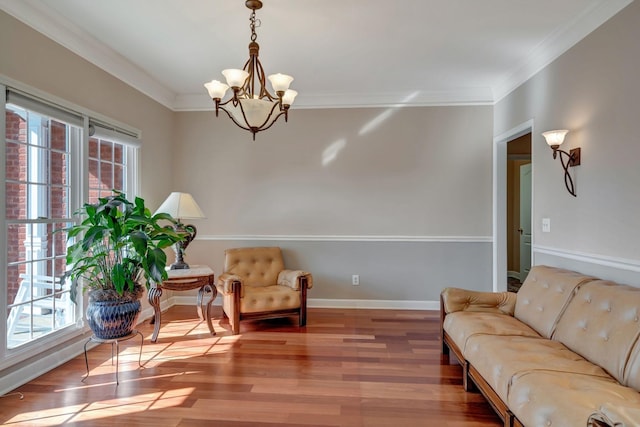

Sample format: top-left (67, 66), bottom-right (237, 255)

top-left (322, 138), bottom-right (347, 166)
top-left (358, 91), bottom-right (420, 136)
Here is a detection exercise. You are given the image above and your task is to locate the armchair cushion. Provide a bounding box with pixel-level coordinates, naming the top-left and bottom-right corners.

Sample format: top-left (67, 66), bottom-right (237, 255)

top-left (224, 247), bottom-right (284, 287)
top-left (241, 285), bottom-right (301, 313)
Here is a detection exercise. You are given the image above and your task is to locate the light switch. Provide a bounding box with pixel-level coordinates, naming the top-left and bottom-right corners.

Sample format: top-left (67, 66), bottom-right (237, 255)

top-left (542, 218), bottom-right (551, 233)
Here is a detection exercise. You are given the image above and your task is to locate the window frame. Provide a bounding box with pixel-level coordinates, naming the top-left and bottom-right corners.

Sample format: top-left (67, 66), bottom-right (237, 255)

top-left (1, 82), bottom-right (141, 370)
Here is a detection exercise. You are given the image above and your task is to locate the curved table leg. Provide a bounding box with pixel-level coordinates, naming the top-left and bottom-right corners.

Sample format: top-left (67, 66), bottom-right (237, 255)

top-left (197, 284), bottom-right (217, 336)
top-left (148, 286), bottom-right (163, 343)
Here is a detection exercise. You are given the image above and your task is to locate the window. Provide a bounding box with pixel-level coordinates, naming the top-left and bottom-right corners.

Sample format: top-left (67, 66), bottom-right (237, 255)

top-left (2, 87), bottom-right (140, 364)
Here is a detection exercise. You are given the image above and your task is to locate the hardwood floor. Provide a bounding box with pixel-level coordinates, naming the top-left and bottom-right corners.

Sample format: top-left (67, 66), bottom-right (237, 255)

top-left (1, 306), bottom-right (501, 426)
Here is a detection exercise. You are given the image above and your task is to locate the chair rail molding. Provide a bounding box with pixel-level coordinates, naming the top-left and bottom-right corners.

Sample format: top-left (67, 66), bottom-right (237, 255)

top-left (533, 245), bottom-right (640, 273)
top-left (197, 234), bottom-right (492, 243)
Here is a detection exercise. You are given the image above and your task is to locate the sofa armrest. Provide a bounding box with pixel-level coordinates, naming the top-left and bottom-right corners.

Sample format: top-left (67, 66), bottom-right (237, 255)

top-left (588, 403), bottom-right (640, 427)
top-left (217, 273), bottom-right (243, 294)
top-left (441, 287), bottom-right (516, 315)
top-left (277, 270), bottom-right (313, 290)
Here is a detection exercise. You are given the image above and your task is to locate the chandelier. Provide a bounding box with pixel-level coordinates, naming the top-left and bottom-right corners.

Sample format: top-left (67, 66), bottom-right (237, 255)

top-left (204, 0), bottom-right (297, 140)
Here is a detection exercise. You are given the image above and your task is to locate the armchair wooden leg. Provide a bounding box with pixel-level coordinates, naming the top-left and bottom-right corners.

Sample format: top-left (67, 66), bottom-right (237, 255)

top-left (231, 280), bottom-right (241, 335)
top-left (299, 278), bottom-right (308, 327)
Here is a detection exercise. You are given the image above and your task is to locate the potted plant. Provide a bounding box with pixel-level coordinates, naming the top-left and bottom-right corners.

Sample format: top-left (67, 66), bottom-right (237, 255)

top-left (61, 191), bottom-right (184, 339)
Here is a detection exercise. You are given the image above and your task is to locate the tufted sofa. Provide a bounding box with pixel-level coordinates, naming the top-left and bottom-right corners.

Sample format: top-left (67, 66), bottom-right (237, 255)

top-left (216, 247), bottom-right (313, 335)
top-left (441, 265), bottom-right (640, 427)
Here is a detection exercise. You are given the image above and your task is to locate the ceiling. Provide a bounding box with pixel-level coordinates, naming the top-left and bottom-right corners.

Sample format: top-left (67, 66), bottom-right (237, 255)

top-left (0, 0), bottom-right (631, 110)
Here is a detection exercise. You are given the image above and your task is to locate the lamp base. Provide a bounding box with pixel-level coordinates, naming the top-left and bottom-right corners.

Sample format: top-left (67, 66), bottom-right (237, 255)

top-left (170, 261), bottom-right (190, 270)
top-left (171, 223), bottom-right (197, 270)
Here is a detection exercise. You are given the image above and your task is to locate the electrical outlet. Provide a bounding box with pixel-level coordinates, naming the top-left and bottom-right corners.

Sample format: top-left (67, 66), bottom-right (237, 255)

top-left (352, 275), bottom-right (360, 286)
top-left (542, 218), bottom-right (551, 233)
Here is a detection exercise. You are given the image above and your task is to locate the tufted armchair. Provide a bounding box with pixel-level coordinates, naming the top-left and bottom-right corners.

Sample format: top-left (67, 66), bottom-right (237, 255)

top-left (216, 247), bottom-right (313, 335)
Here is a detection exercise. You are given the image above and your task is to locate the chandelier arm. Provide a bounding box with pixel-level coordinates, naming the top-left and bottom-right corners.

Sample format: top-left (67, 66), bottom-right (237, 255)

top-left (218, 98), bottom-right (251, 132)
top-left (254, 58), bottom-right (274, 100)
top-left (217, 103), bottom-right (254, 132)
top-left (254, 110), bottom-right (287, 133)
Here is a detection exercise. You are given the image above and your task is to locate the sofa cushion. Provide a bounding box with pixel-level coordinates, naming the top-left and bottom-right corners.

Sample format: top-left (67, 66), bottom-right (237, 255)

top-left (588, 403), bottom-right (640, 427)
top-left (514, 265), bottom-right (595, 338)
top-left (508, 371), bottom-right (640, 427)
top-left (553, 280), bottom-right (640, 384)
top-left (465, 335), bottom-right (612, 403)
top-left (624, 335), bottom-right (640, 390)
top-left (443, 311), bottom-right (540, 356)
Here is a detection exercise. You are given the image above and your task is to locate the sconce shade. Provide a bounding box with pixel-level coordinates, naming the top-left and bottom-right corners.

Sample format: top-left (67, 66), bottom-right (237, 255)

top-left (155, 192), bottom-right (206, 220)
top-left (542, 130), bottom-right (569, 147)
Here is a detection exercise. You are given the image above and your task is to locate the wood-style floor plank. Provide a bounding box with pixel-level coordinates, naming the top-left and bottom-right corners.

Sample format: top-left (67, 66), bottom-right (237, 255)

top-left (1, 306), bottom-right (500, 426)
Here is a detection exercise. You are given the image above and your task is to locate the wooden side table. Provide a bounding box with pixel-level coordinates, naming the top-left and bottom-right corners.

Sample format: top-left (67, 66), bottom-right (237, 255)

top-left (148, 265), bottom-right (216, 342)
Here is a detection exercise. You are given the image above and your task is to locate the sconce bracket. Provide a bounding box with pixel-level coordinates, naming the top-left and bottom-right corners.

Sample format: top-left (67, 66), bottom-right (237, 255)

top-left (569, 148), bottom-right (581, 166)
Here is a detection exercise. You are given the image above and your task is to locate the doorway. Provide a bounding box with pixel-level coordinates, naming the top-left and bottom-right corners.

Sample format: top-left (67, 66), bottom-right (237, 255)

top-left (506, 133), bottom-right (531, 292)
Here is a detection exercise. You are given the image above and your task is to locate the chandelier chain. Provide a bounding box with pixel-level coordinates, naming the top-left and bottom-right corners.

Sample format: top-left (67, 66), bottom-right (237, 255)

top-left (249, 10), bottom-right (261, 42)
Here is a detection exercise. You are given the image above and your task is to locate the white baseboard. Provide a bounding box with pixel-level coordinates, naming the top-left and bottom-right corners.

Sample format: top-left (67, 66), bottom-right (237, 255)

top-left (0, 335), bottom-right (92, 396)
top-left (162, 295), bottom-right (439, 311)
top-left (308, 299), bottom-right (439, 310)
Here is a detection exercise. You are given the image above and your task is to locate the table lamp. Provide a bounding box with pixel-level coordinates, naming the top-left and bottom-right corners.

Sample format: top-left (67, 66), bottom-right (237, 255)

top-left (154, 192), bottom-right (206, 269)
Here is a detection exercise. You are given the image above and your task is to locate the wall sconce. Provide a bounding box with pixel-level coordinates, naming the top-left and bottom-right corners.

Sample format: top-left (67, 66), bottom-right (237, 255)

top-left (541, 130), bottom-right (581, 197)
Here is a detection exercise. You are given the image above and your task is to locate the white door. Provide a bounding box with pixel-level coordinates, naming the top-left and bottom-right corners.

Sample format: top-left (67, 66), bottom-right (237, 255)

top-left (519, 163), bottom-right (532, 282)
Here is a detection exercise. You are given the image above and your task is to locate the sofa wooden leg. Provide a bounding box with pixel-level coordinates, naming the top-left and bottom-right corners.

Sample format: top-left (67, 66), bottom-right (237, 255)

top-left (504, 410), bottom-right (515, 427)
top-left (442, 338), bottom-right (450, 356)
top-left (463, 361), bottom-right (477, 392)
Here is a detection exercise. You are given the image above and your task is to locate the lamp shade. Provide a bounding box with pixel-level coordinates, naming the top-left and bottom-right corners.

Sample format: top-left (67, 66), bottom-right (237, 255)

top-left (542, 130), bottom-right (569, 147)
top-left (268, 73), bottom-right (294, 92)
top-left (222, 69), bottom-right (249, 88)
top-left (154, 192), bottom-right (205, 220)
top-left (282, 89), bottom-right (298, 106)
top-left (204, 80), bottom-right (229, 99)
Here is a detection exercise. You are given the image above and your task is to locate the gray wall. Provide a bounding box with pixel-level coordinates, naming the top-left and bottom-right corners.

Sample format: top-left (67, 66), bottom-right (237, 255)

top-left (0, 9), bottom-right (494, 314)
top-left (0, 9), bottom-right (178, 312)
top-left (173, 105), bottom-right (494, 305)
top-left (0, 10), bottom-right (176, 209)
top-left (0, 10), bottom-right (177, 388)
top-left (494, 2), bottom-right (640, 285)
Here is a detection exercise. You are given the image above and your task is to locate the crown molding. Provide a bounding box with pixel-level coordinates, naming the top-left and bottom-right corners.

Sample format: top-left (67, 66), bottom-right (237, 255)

top-left (0, 0), bottom-right (177, 110)
top-left (1, 0), bottom-right (632, 110)
top-left (175, 87), bottom-right (495, 111)
top-left (492, 0), bottom-right (633, 102)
